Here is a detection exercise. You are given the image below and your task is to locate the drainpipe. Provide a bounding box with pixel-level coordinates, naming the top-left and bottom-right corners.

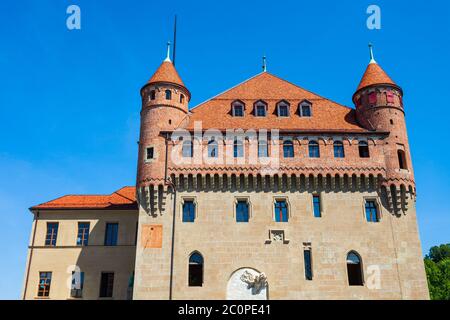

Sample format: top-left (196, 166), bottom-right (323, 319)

top-left (23, 210), bottom-right (39, 300)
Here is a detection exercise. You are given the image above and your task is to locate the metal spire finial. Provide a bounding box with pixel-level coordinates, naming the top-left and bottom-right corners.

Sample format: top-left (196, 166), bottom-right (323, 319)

top-left (165, 41), bottom-right (171, 62)
top-left (368, 43), bottom-right (376, 64)
top-left (262, 55), bottom-right (267, 72)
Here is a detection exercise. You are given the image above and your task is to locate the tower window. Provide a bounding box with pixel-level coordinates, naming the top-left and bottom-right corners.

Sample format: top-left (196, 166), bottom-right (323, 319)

top-left (188, 252), bottom-right (204, 286)
top-left (347, 252), bottom-right (363, 286)
top-left (165, 89), bottom-right (172, 100)
top-left (150, 90), bottom-right (156, 100)
top-left (308, 140), bottom-right (320, 158)
top-left (236, 200), bottom-right (249, 222)
top-left (300, 102), bottom-right (312, 117)
top-left (274, 199), bottom-right (289, 222)
top-left (358, 141), bottom-right (370, 158)
top-left (365, 200), bottom-right (379, 222)
top-left (182, 140), bottom-right (193, 158)
top-left (146, 147), bottom-right (154, 160)
top-left (233, 139), bottom-right (243, 158)
top-left (283, 140), bottom-right (294, 158)
top-left (398, 150), bottom-right (407, 170)
top-left (182, 200), bottom-right (196, 222)
top-left (207, 139), bottom-right (218, 158)
top-left (180, 94), bottom-right (185, 103)
top-left (368, 92), bottom-right (377, 104)
top-left (304, 248), bottom-right (313, 280)
top-left (333, 141), bottom-right (345, 158)
top-left (386, 91), bottom-right (395, 103)
top-left (313, 195), bottom-right (321, 218)
top-left (37, 272), bottom-right (52, 297)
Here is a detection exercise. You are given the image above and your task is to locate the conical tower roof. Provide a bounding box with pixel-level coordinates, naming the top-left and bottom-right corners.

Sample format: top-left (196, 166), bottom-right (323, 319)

top-left (356, 62), bottom-right (397, 91)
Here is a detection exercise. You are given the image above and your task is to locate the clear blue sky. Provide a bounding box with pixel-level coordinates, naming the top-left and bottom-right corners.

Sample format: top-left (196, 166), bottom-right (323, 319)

top-left (0, 0), bottom-right (449, 299)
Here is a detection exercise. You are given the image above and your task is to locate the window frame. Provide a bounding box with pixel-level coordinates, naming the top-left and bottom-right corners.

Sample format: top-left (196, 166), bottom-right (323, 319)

top-left (182, 139), bottom-right (193, 158)
top-left (346, 251), bottom-right (364, 286)
top-left (181, 197), bottom-right (197, 222)
top-left (358, 141), bottom-right (370, 158)
top-left (254, 101), bottom-right (268, 117)
top-left (333, 141), bottom-right (345, 158)
top-left (233, 139), bottom-right (244, 158)
top-left (283, 140), bottom-right (294, 158)
top-left (37, 271), bottom-right (52, 297)
top-left (231, 101), bottom-right (245, 117)
top-left (188, 251), bottom-right (204, 287)
top-left (299, 101), bottom-right (312, 117)
top-left (76, 222), bottom-right (90, 246)
top-left (273, 197), bottom-right (290, 222)
top-left (303, 245), bottom-right (313, 280)
top-left (207, 139), bottom-right (219, 158)
top-left (165, 89), bottom-right (172, 100)
top-left (234, 197), bottom-right (251, 223)
top-left (276, 101), bottom-right (290, 117)
top-left (45, 222), bottom-right (59, 246)
top-left (308, 140), bottom-right (320, 158)
top-left (312, 194), bottom-right (322, 218)
top-left (364, 198), bottom-right (381, 223)
top-left (99, 272), bottom-right (115, 298)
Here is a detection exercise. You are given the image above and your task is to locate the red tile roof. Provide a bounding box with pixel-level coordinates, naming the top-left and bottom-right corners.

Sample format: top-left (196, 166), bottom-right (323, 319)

top-left (185, 72), bottom-right (367, 132)
top-left (147, 61), bottom-right (185, 87)
top-left (356, 62), bottom-right (396, 91)
top-left (30, 186), bottom-right (137, 210)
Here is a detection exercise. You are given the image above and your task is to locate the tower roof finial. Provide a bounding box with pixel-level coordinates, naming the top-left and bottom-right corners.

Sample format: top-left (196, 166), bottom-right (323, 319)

top-left (368, 43), bottom-right (376, 64)
top-left (165, 41), bottom-right (171, 62)
top-left (262, 55), bottom-right (267, 72)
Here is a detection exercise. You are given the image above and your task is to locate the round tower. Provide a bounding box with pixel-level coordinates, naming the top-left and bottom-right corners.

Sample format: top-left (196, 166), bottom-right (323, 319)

top-left (137, 43), bottom-right (190, 189)
top-left (352, 45), bottom-right (414, 193)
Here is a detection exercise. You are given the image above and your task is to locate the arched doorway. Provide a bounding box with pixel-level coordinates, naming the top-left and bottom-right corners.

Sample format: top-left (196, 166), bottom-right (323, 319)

top-left (226, 268), bottom-right (268, 300)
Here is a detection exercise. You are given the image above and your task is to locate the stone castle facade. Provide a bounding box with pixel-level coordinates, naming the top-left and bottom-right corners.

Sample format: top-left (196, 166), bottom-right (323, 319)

top-left (22, 47), bottom-right (429, 300)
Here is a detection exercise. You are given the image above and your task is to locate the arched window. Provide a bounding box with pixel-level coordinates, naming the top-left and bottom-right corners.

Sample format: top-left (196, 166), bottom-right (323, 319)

top-left (188, 252), bottom-right (204, 286)
top-left (283, 140), bottom-right (294, 158)
top-left (398, 150), bottom-right (407, 169)
top-left (347, 251), bottom-right (363, 286)
top-left (149, 90), bottom-right (156, 100)
top-left (208, 139), bottom-right (218, 158)
top-left (234, 139), bottom-right (243, 158)
top-left (180, 94), bottom-right (185, 104)
top-left (165, 89), bottom-right (172, 100)
top-left (258, 139), bottom-right (269, 157)
top-left (333, 141), bottom-right (345, 158)
top-left (182, 140), bottom-right (193, 158)
top-left (308, 140), bottom-right (320, 158)
top-left (358, 141), bottom-right (370, 158)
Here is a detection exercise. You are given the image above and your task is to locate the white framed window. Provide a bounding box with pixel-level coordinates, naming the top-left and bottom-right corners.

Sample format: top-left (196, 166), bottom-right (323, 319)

top-left (299, 101), bottom-right (312, 117)
top-left (276, 100), bottom-right (290, 117)
top-left (231, 100), bottom-right (245, 117)
top-left (254, 100), bottom-right (267, 117)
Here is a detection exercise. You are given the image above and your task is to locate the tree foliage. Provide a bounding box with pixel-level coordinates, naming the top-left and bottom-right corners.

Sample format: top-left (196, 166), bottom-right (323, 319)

top-left (424, 243), bottom-right (450, 300)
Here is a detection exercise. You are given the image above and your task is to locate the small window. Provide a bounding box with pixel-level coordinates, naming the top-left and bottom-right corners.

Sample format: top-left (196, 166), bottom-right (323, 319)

top-left (233, 139), bottom-right (243, 158)
top-left (255, 104), bottom-right (267, 117)
top-left (386, 91), bottom-right (395, 103)
top-left (188, 252), bottom-right (204, 287)
top-left (304, 249), bottom-right (313, 280)
top-left (365, 200), bottom-right (379, 222)
top-left (258, 140), bottom-right (269, 158)
top-left (398, 150), bottom-right (407, 170)
top-left (274, 199), bottom-right (288, 222)
top-left (333, 141), bottom-right (345, 158)
top-left (180, 94), bottom-right (185, 104)
top-left (37, 272), bottom-right (52, 297)
top-left (233, 105), bottom-right (244, 117)
top-left (278, 104), bottom-right (289, 117)
top-left (347, 252), bottom-right (363, 286)
top-left (313, 195), bottom-right (321, 218)
top-left (300, 103), bottom-right (312, 117)
top-left (149, 90), bottom-right (156, 100)
top-left (165, 89), bottom-right (172, 100)
top-left (182, 140), bottom-right (193, 158)
top-left (308, 141), bottom-right (320, 158)
top-left (104, 223), bottom-right (118, 246)
top-left (283, 140), bottom-right (294, 158)
top-left (358, 141), bottom-right (370, 158)
top-left (70, 271), bottom-right (85, 298)
top-left (207, 139), bottom-right (218, 158)
top-left (368, 92), bottom-right (377, 104)
top-left (146, 147), bottom-right (154, 160)
top-left (236, 200), bottom-right (249, 222)
top-left (45, 222), bottom-right (58, 246)
top-left (76, 222), bottom-right (90, 246)
top-left (99, 272), bottom-right (114, 298)
top-left (182, 200), bottom-right (196, 222)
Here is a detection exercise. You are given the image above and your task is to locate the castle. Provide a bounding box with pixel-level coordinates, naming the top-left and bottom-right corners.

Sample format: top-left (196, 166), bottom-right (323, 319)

top-left (22, 45), bottom-right (429, 300)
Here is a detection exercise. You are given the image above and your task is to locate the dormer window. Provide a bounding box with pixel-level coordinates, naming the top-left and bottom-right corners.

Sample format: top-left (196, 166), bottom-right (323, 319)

top-left (165, 89), bottom-right (172, 100)
top-left (232, 101), bottom-right (245, 117)
top-left (299, 101), bottom-right (312, 117)
top-left (277, 101), bottom-right (290, 117)
top-left (254, 101), bottom-right (267, 117)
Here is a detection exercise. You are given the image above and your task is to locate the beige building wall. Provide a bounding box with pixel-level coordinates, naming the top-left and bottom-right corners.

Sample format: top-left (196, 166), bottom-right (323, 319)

top-left (22, 210), bottom-right (137, 300)
top-left (134, 188), bottom-right (429, 300)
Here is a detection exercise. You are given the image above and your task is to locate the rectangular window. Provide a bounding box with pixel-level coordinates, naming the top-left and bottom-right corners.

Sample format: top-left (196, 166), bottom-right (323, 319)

top-left (258, 141), bottom-right (268, 157)
top-left (233, 105), bottom-right (244, 117)
top-left (365, 200), bottom-right (379, 222)
top-left (278, 105), bottom-right (289, 117)
top-left (274, 200), bottom-right (289, 222)
top-left (304, 249), bottom-right (313, 280)
top-left (369, 92), bottom-right (377, 104)
top-left (146, 147), bottom-right (154, 160)
top-left (70, 271), bottom-right (85, 298)
top-left (99, 272), bottom-right (114, 298)
top-left (256, 105), bottom-right (266, 117)
top-left (45, 222), bottom-right (58, 246)
top-left (37, 272), bottom-right (52, 297)
top-left (77, 222), bottom-right (90, 246)
top-left (236, 200), bottom-right (249, 222)
top-left (313, 195), bottom-right (321, 218)
top-left (104, 223), bottom-right (118, 246)
top-left (182, 200), bottom-right (196, 222)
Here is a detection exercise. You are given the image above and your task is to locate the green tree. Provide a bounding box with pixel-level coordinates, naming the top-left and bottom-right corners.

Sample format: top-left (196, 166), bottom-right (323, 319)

top-left (424, 243), bottom-right (450, 300)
